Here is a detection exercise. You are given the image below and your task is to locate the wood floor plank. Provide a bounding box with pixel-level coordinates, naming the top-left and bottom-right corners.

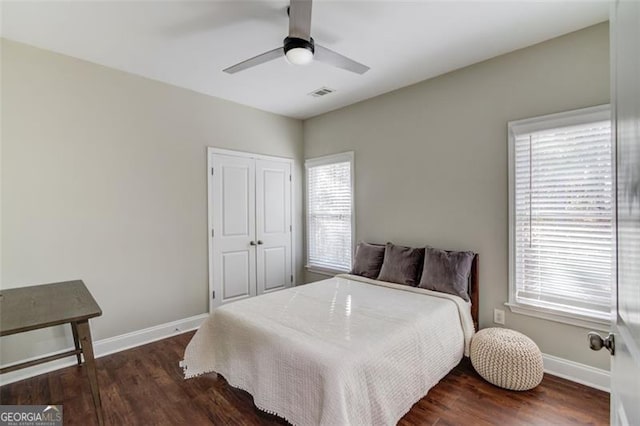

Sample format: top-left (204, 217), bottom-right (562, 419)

top-left (0, 331), bottom-right (609, 425)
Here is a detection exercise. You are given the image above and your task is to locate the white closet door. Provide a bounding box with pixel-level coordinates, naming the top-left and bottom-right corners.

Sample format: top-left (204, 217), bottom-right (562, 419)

top-left (211, 154), bottom-right (256, 307)
top-left (255, 159), bottom-right (292, 295)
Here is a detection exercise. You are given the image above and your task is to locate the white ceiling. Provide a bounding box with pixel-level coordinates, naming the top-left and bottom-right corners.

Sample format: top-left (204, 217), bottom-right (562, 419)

top-left (2, 1), bottom-right (608, 119)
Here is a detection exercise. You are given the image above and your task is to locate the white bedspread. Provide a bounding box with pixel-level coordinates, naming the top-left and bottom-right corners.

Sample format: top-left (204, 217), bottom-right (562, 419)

top-left (182, 274), bottom-right (475, 426)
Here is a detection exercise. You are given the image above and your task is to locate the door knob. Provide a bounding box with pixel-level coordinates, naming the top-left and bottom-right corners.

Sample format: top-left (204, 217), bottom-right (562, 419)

top-left (588, 332), bottom-right (615, 355)
top-left (249, 241), bottom-right (256, 246)
top-left (257, 240), bottom-right (264, 245)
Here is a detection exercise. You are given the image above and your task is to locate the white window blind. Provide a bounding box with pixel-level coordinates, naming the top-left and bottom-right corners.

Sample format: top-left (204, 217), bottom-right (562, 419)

top-left (306, 153), bottom-right (354, 272)
top-left (510, 106), bottom-right (613, 322)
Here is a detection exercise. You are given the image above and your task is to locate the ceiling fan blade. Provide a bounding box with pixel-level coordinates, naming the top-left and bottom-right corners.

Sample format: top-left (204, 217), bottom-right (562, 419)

top-left (223, 47), bottom-right (284, 74)
top-left (314, 45), bottom-right (370, 75)
top-left (289, 0), bottom-right (313, 40)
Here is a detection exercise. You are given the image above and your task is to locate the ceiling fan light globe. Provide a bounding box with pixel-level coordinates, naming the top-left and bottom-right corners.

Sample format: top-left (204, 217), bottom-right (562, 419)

top-left (285, 47), bottom-right (314, 65)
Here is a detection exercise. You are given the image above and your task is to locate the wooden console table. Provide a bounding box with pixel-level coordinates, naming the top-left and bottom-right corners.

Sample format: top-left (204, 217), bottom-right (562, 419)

top-left (0, 280), bottom-right (104, 425)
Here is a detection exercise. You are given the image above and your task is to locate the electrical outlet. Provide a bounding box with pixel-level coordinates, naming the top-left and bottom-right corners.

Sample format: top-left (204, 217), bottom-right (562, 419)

top-left (493, 308), bottom-right (505, 325)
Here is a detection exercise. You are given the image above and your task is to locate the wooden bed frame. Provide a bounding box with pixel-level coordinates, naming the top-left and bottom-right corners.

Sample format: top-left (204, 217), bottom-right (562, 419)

top-left (469, 254), bottom-right (479, 331)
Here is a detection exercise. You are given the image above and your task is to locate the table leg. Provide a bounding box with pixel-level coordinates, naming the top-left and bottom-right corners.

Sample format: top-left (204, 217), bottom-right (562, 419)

top-left (75, 320), bottom-right (104, 426)
top-left (71, 322), bottom-right (82, 365)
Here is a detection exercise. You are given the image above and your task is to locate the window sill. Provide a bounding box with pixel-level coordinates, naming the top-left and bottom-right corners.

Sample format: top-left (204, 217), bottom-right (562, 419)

top-left (305, 265), bottom-right (349, 277)
top-left (505, 302), bottom-right (611, 332)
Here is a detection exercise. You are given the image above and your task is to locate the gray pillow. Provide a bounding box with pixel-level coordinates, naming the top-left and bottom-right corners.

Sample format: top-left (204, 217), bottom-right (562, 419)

top-left (376, 243), bottom-right (425, 286)
top-left (418, 247), bottom-right (474, 301)
top-left (351, 242), bottom-right (386, 279)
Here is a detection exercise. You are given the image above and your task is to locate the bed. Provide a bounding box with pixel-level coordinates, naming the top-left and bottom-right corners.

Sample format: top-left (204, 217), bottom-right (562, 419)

top-left (182, 254), bottom-right (479, 426)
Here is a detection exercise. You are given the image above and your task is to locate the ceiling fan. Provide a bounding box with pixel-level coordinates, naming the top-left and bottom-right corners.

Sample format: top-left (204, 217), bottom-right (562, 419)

top-left (223, 0), bottom-right (370, 75)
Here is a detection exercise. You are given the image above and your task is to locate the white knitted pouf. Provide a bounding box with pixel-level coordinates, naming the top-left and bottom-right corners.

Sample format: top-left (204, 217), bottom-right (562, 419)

top-left (470, 328), bottom-right (543, 391)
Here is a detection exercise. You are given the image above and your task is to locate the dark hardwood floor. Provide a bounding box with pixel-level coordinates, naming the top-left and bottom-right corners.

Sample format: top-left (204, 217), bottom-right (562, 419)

top-left (0, 331), bottom-right (609, 425)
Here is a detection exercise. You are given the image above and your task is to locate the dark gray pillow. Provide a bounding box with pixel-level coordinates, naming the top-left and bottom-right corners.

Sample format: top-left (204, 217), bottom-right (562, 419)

top-left (376, 243), bottom-right (425, 286)
top-left (418, 247), bottom-right (474, 301)
top-left (351, 242), bottom-right (386, 279)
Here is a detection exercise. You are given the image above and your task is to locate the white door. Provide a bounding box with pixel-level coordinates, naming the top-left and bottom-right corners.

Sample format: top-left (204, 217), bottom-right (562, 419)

top-left (210, 154), bottom-right (257, 308)
top-left (255, 159), bottom-right (292, 294)
top-left (610, 2), bottom-right (640, 424)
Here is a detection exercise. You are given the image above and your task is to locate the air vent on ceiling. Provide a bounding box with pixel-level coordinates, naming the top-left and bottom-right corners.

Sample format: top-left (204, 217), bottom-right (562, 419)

top-left (308, 87), bottom-right (336, 98)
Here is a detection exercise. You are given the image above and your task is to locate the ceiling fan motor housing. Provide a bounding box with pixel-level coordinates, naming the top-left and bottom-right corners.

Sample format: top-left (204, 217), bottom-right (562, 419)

top-left (283, 36), bottom-right (315, 65)
top-left (284, 36), bottom-right (315, 55)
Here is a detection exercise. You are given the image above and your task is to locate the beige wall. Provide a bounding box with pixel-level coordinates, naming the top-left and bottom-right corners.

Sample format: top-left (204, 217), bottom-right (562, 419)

top-left (303, 23), bottom-right (611, 370)
top-left (2, 22), bottom-right (612, 373)
top-left (0, 39), bottom-right (303, 366)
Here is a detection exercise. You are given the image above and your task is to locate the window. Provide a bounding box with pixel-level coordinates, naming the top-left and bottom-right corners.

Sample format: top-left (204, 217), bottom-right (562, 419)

top-left (305, 152), bottom-right (354, 273)
top-left (508, 105), bottom-right (613, 327)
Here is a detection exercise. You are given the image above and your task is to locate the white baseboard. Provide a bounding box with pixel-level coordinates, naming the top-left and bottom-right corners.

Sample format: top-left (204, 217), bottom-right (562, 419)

top-left (542, 353), bottom-right (610, 392)
top-left (0, 313), bottom-right (209, 386)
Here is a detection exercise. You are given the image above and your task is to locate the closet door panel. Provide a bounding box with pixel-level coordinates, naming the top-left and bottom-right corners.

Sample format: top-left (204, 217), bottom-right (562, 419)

top-left (222, 251), bottom-right (251, 299)
top-left (221, 166), bottom-right (251, 236)
top-left (263, 247), bottom-right (287, 291)
top-left (211, 154), bottom-right (257, 307)
top-left (256, 159), bottom-right (292, 294)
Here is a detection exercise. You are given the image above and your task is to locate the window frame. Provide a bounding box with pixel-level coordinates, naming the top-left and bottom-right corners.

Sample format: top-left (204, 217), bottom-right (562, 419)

top-left (506, 104), bottom-right (613, 331)
top-left (304, 151), bottom-right (355, 275)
